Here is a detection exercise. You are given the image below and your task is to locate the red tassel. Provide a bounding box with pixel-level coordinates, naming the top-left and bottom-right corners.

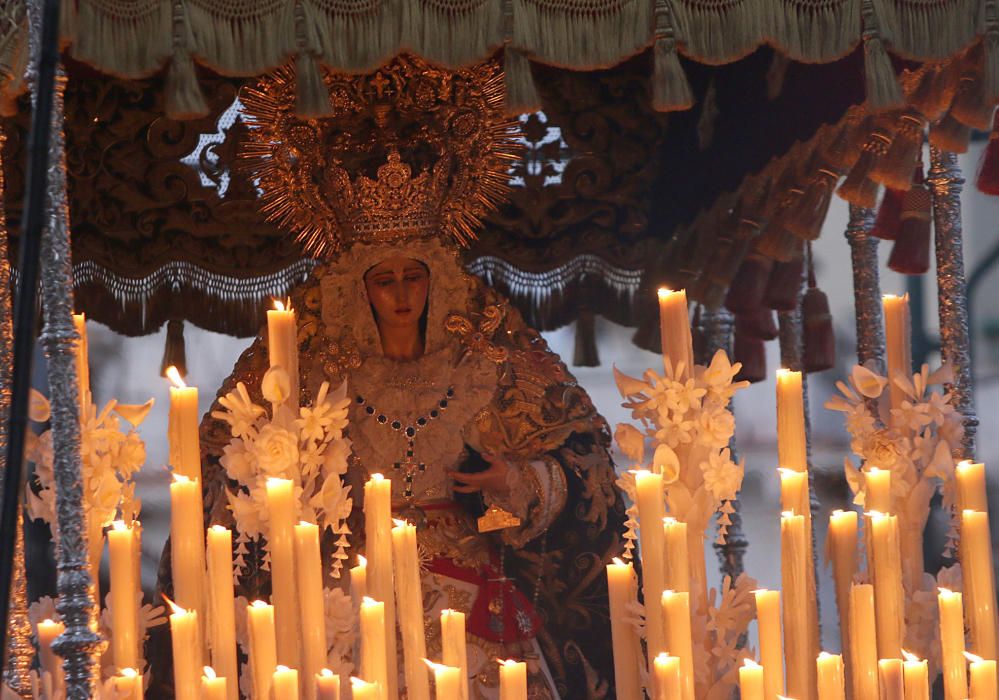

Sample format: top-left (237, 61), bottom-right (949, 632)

top-left (725, 255), bottom-right (773, 313)
top-left (887, 167), bottom-right (932, 275)
top-left (763, 258), bottom-right (804, 311)
top-left (735, 307), bottom-right (778, 340)
top-left (802, 286), bottom-right (836, 372)
top-left (733, 330), bottom-right (767, 384)
top-left (871, 187), bottom-right (904, 240)
top-left (977, 109), bottom-right (999, 195)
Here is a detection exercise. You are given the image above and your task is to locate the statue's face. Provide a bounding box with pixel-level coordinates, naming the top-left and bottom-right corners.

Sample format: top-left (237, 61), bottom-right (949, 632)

top-left (363, 256), bottom-right (430, 330)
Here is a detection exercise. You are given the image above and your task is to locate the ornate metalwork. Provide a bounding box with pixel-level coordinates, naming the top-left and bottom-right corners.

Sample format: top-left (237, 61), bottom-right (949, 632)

top-left (697, 307), bottom-right (748, 583)
top-left (927, 146), bottom-right (977, 458)
top-left (25, 1), bottom-right (102, 694)
top-left (0, 124), bottom-right (32, 699)
top-left (845, 205), bottom-right (886, 372)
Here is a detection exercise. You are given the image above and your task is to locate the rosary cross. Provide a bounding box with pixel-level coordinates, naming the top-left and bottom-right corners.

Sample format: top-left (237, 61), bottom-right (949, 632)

top-left (393, 451), bottom-right (427, 496)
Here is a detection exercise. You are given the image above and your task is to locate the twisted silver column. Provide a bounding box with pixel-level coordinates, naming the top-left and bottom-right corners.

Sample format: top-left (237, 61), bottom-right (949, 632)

top-left (927, 147), bottom-right (977, 458)
top-left (26, 1), bottom-right (102, 696)
top-left (845, 205), bottom-right (886, 372)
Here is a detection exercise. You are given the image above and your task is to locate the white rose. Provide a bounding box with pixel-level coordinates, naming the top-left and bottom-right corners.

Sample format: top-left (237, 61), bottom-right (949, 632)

top-left (252, 424), bottom-right (300, 476)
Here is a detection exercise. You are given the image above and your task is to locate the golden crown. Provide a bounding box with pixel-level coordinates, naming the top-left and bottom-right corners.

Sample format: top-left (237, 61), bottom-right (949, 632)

top-left (240, 56), bottom-right (521, 257)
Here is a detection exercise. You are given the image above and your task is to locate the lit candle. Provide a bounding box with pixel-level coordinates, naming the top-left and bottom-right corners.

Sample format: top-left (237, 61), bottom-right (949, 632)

top-left (265, 477), bottom-right (301, 670)
top-left (776, 369), bottom-right (807, 471)
top-left (938, 588), bottom-right (969, 700)
top-left (295, 521), bottom-right (328, 700)
top-left (657, 288), bottom-right (693, 378)
top-left (272, 665), bottom-right (299, 700)
top-left (165, 366), bottom-right (201, 481)
top-left (816, 652), bottom-right (844, 700)
top-left (739, 658), bottom-right (765, 700)
top-left (200, 667), bottom-right (227, 700)
top-left (108, 520), bottom-right (139, 670)
top-left (167, 599), bottom-right (201, 700)
top-left (754, 589), bottom-right (784, 699)
top-left (205, 525), bottom-right (238, 700)
top-left (965, 652), bottom-right (997, 700)
top-left (779, 468), bottom-right (809, 516)
top-left (393, 519), bottom-right (430, 700)
top-left (350, 677), bottom-right (379, 700)
top-left (267, 299), bottom-right (299, 410)
top-left (868, 512), bottom-right (904, 660)
top-left (606, 559), bottom-right (642, 700)
top-left (498, 659), bottom-right (527, 700)
top-left (662, 517), bottom-right (690, 593)
top-left (901, 651), bottom-right (928, 700)
top-left (879, 659), bottom-right (904, 700)
top-left (169, 474), bottom-right (205, 652)
top-left (634, 470), bottom-right (668, 674)
top-left (72, 313), bottom-right (90, 411)
top-left (247, 600), bottom-right (277, 700)
top-left (849, 584), bottom-right (879, 699)
top-left (36, 618), bottom-right (65, 696)
top-left (960, 510), bottom-right (998, 660)
top-left (661, 591), bottom-right (694, 700)
top-left (781, 512), bottom-right (816, 699)
top-left (883, 294), bottom-right (912, 411)
top-left (441, 609), bottom-right (469, 700)
top-left (315, 669), bottom-right (340, 700)
top-left (653, 653), bottom-right (682, 700)
top-left (351, 554), bottom-right (368, 605)
top-left (363, 473), bottom-right (398, 700)
top-left (956, 461), bottom-right (988, 511)
top-left (865, 467), bottom-right (892, 514)
top-left (424, 660), bottom-right (461, 699)
top-left (827, 510), bottom-right (857, 661)
top-left (114, 667), bottom-right (143, 700)
top-left (360, 596), bottom-right (388, 698)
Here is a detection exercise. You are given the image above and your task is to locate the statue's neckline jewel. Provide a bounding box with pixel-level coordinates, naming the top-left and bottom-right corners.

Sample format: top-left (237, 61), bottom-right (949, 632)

top-left (355, 386), bottom-right (455, 498)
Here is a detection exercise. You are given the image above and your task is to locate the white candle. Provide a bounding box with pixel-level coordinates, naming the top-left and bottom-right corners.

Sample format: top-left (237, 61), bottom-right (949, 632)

top-left (364, 474), bottom-right (398, 700)
top-left (879, 659), bottom-right (904, 700)
top-left (938, 588), bottom-right (969, 700)
top-left (661, 591), bottom-right (694, 700)
top-left (781, 512), bottom-right (816, 700)
top-left (108, 520), bottom-right (139, 670)
top-left (634, 470), bottom-right (668, 676)
top-left (956, 461), bottom-right (988, 511)
top-left (169, 475), bottom-right (205, 653)
top-left (265, 477), bottom-right (301, 670)
top-left (865, 467), bottom-right (892, 514)
top-left (200, 667), bottom-right (227, 700)
top-left (883, 294), bottom-right (912, 411)
top-left (360, 596), bottom-right (389, 698)
top-left (776, 369), bottom-right (807, 471)
top-left (72, 313), bottom-right (90, 412)
top-left (267, 299), bottom-right (299, 410)
top-left (827, 510), bottom-right (857, 662)
top-left (739, 658), bottom-right (765, 700)
top-left (167, 600), bottom-right (201, 700)
top-left (498, 659), bottom-right (527, 700)
top-left (206, 525), bottom-right (238, 700)
top-left (653, 653), bottom-right (682, 700)
top-left (657, 288), bottom-right (693, 378)
top-left (295, 521), bottom-right (328, 700)
top-left (114, 667), bottom-right (143, 700)
top-left (662, 517), bottom-right (690, 593)
top-left (901, 651), bottom-right (928, 700)
top-left (315, 669), bottom-right (340, 700)
top-left (816, 652), bottom-right (845, 700)
top-left (247, 600), bottom-right (277, 700)
top-left (424, 660), bottom-right (461, 699)
top-left (166, 366), bottom-right (201, 481)
top-left (36, 618), bottom-right (65, 697)
top-left (754, 589), bottom-right (784, 699)
top-left (606, 559), bottom-right (642, 700)
top-left (273, 665), bottom-right (300, 700)
top-left (351, 554), bottom-right (368, 605)
top-left (350, 677), bottom-right (379, 700)
top-left (965, 652), bottom-right (998, 700)
top-left (441, 609), bottom-right (469, 700)
top-left (869, 512), bottom-right (904, 660)
top-left (393, 519), bottom-right (430, 700)
top-left (849, 583), bottom-right (879, 699)
top-left (960, 510), bottom-right (998, 661)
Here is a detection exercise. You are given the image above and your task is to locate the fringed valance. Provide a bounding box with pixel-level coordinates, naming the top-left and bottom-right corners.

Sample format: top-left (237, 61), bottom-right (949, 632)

top-left (0, 0), bottom-right (992, 116)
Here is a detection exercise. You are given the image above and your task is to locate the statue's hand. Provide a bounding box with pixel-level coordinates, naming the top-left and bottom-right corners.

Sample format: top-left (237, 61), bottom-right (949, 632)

top-left (447, 454), bottom-right (510, 494)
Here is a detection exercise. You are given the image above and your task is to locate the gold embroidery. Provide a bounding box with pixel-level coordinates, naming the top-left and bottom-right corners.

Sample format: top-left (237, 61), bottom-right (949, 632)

top-left (477, 503), bottom-right (522, 532)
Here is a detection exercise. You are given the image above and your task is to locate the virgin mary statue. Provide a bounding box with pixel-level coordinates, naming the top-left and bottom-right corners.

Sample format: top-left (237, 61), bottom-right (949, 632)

top-left (171, 57), bottom-right (628, 699)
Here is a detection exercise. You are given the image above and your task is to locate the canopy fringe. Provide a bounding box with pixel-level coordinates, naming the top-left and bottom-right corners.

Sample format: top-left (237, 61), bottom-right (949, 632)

top-left (73, 0), bottom-right (172, 79)
top-left (652, 0), bottom-right (693, 112)
top-left (403, 0), bottom-right (503, 68)
top-left (165, 1), bottom-right (208, 119)
top-left (862, 0), bottom-right (903, 111)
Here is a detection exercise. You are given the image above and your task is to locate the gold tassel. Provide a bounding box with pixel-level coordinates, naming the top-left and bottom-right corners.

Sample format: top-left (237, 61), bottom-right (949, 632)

top-left (871, 110), bottom-right (925, 190)
top-left (165, 1), bottom-right (208, 120)
top-left (652, 0), bottom-right (693, 112)
top-left (929, 112), bottom-right (972, 153)
top-left (906, 64), bottom-right (951, 122)
top-left (295, 53), bottom-right (332, 119)
top-left (951, 74), bottom-right (993, 131)
top-left (573, 308), bottom-right (600, 367)
top-left (160, 319), bottom-right (188, 378)
top-left (787, 167), bottom-right (838, 240)
top-left (838, 127), bottom-right (890, 207)
top-left (503, 47), bottom-right (540, 115)
top-left (861, 0), bottom-right (903, 111)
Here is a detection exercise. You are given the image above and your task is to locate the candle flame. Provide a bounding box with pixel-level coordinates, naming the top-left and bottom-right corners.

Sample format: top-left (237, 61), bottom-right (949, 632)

top-left (392, 518), bottom-right (409, 528)
top-left (351, 678), bottom-right (376, 689)
top-left (864, 510), bottom-right (886, 518)
top-left (298, 520), bottom-right (318, 528)
top-left (882, 293), bottom-right (907, 301)
top-left (210, 524), bottom-right (228, 533)
top-left (776, 367), bottom-right (796, 379)
top-left (203, 667), bottom-right (217, 680)
top-left (120, 668), bottom-right (138, 678)
top-left (42, 618), bottom-right (54, 625)
top-left (111, 520), bottom-right (129, 531)
top-left (743, 658), bottom-right (761, 668)
top-left (817, 651), bottom-right (838, 661)
top-left (938, 587), bottom-right (955, 595)
top-left (496, 659), bottom-right (521, 667)
top-left (160, 594), bottom-right (186, 616)
top-left (902, 650), bottom-right (921, 663)
top-left (276, 665), bottom-right (292, 673)
top-left (250, 600), bottom-right (271, 609)
top-left (752, 588), bottom-right (771, 595)
top-left (662, 516), bottom-right (677, 525)
top-left (611, 557), bottom-right (627, 566)
top-left (369, 473), bottom-right (384, 482)
top-left (273, 298), bottom-right (289, 312)
top-left (963, 508), bottom-right (981, 516)
top-left (657, 287), bottom-right (675, 299)
top-left (780, 510), bottom-right (796, 519)
top-left (422, 659), bottom-right (448, 672)
top-left (361, 596), bottom-right (379, 606)
top-left (165, 366), bottom-right (186, 389)
top-left (355, 554), bottom-right (367, 567)
top-left (266, 477), bottom-right (291, 487)
top-left (171, 473), bottom-right (191, 484)
top-left (319, 669), bottom-right (335, 678)
top-left (964, 651), bottom-right (985, 664)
